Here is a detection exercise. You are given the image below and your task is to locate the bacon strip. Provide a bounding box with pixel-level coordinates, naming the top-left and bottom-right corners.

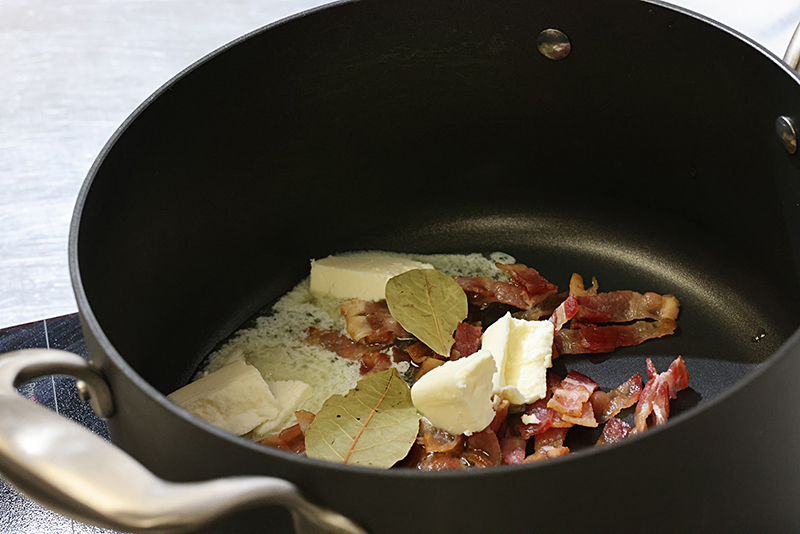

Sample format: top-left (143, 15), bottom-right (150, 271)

top-left (451, 322), bottom-right (482, 360)
top-left (554, 319), bottom-right (678, 355)
top-left (455, 263), bottom-right (558, 310)
top-left (305, 327), bottom-right (392, 375)
top-left (549, 294), bottom-right (578, 332)
top-left (340, 299), bottom-right (410, 345)
top-left (547, 371), bottom-right (598, 417)
top-left (634, 356), bottom-right (690, 433)
top-left (596, 417), bottom-right (632, 445)
top-left (574, 291), bottom-right (680, 323)
top-left (592, 373), bottom-right (643, 423)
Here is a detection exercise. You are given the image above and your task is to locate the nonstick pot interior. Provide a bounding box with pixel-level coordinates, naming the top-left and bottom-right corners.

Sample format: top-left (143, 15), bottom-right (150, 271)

top-left (71, 0), bottom-right (800, 531)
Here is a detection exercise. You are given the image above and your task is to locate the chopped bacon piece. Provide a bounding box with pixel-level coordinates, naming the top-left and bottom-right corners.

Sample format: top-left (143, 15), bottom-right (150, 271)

top-left (634, 356), bottom-right (690, 433)
top-left (489, 399), bottom-right (510, 434)
top-left (360, 351), bottom-right (393, 376)
top-left (414, 357), bottom-right (445, 380)
top-left (340, 298), bottom-right (410, 345)
top-left (593, 373), bottom-right (643, 423)
top-left (407, 342), bottom-right (435, 363)
top-left (523, 446), bottom-right (570, 463)
top-left (560, 400), bottom-right (598, 428)
top-left (574, 291), bottom-right (680, 324)
top-left (418, 418), bottom-right (466, 455)
top-left (455, 276), bottom-right (535, 310)
top-left (513, 291), bottom-right (568, 321)
top-left (305, 327), bottom-right (372, 361)
top-left (305, 327), bottom-right (392, 376)
top-left (555, 319), bottom-right (678, 355)
top-left (417, 453), bottom-right (466, 471)
top-left (258, 424), bottom-right (306, 454)
top-left (569, 273), bottom-right (599, 297)
top-left (463, 429), bottom-right (503, 468)
top-left (496, 263), bottom-right (558, 296)
top-left (596, 417), bottom-right (632, 445)
top-left (549, 294), bottom-right (578, 332)
top-left (501, 436), bottom-right (527, 465)
top-left (295, 410), bottom-right (315, 434)
top-left (519, 398), bottom-right (556, 438)
top-left (529, 426), bottom-right (569, 461)
top-left (547, 371), bottom-right (598, 417)
top-left (455, 263), bottom-right (558, 311)
top-left (451, 322), bottom-right (482, 360)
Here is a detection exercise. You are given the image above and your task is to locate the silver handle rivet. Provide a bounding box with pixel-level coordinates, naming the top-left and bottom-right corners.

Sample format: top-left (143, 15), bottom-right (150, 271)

top-left (776, 115), bottom-right (797, 154)
top-left (537, 29), bottom-right (571, 60)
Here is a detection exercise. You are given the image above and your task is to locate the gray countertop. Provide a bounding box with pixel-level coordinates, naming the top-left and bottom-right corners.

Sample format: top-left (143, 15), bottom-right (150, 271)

top-left (2, 0), bottom-right (800, 329)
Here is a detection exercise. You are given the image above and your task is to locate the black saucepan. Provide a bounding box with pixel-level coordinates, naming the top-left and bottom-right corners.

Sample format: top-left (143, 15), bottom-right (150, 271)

top-left (3, 0), bottom-right (800, 532)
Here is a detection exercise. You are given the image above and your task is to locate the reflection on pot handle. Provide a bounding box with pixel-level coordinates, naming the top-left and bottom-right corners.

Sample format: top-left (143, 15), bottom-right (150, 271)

top-left (784, 22), bottom-right (800, 71)
top-left (0, 349), bottom-right (368, 534)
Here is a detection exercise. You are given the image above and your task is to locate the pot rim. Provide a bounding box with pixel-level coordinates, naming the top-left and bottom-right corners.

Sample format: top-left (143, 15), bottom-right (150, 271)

top-left (67, 0), bottom-right (800, 478)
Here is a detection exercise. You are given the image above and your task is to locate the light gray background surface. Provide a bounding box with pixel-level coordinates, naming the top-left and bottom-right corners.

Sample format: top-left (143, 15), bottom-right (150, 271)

top-left (2, 0), bottom-right (800, 329)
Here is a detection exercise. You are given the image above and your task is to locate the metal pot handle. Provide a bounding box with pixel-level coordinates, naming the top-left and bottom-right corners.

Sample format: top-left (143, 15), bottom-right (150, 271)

top-left (0, 349), bottom-right (367, 534)
top-left (785, 22), bottom-right (800, 70)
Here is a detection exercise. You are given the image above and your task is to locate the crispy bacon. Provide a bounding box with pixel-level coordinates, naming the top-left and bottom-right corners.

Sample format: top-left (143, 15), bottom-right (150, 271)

top-left (519, 399), bottom-right (556, 438)
top-left (501, 436), bottom-right (527, 465)
top-left (592, 373), bottom-right (643, 423)
top-left (455, 263), bottom-right (558, 311)
top-left (419, 418), bottom-right (466, 455)
top-left (258, 424), bottom-right (306, 454)
top-left (574, 291), bottom-right (680, 324)
top-left (547, 370), bottom-right (599, 417)
top-left (463, 429), bottom-right (503, 468)
top-left (340, 298), bottom-right (410, 345)
top-left (524, 426), bottom-right (570, 462)
top-left (414, 357), bottom-right (445, 380)
top-left (305, 327), bottom-right (372, 360)
top-left (569, 273), bottom-right (599, 297)
top-left (305, 327), bottom-right (392, 376)
top-left (360, 351), bottom-right (393, 376)
top-left (455, 276), bottom-right (536, 310)
top-left (295, 410), bottom-right (315, 434)
top-left (495, 263), bottom-right (558, 296)
top-left (417, 452), bottom-right (466, 471)
top-left (634, 356), bottom-right (690, 433)
top-left (549, 294), bottom-right (578, 332)
top-left (596, 417), bottom-right (632, 445)
top-left (555, 319), bottom-right (678, 355)
top-left (451, 322), bottom-right (482, 360)
top-left (513, 291), bottom-right (568, 321)
top-left (560, 400), bottom-right (598, 428)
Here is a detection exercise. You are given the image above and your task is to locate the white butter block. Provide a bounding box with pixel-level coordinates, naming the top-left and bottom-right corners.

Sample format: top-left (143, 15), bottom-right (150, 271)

top-left (410, 349), bottom-right (497, 436)
top-left (309, 251), bottom-right (434, 301)
top-left (481, 312), bottom-right (554, 405)
top-left (168, 360), bottom-right (281, 436)
top-left (250, 380), bottom-right (314, 439)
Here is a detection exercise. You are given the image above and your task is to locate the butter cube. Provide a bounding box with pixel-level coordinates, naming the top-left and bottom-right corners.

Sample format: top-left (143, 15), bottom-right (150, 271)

top-left (167, 360), bottom-right (281, 436)
top-left (410, 349), bottom-right (497, 436)
top-left (250, 380), bottom-right (314, 439)
top-left (481, 312), bottom-right (554, 404)
top-left (309, 251), bottom-right (433, 301)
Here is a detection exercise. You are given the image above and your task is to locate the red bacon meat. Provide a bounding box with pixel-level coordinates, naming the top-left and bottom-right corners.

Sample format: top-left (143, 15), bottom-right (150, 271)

top-left (555, 319), bottom-right (678, 355)
top-left (634, 356), bottom-right (690, 433)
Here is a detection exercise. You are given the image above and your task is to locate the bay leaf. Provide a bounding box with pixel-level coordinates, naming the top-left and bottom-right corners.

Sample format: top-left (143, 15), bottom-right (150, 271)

top-left (304, 369), bottom-right (420, 468)
top-left (385, 268), bottom-right (468, 356)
